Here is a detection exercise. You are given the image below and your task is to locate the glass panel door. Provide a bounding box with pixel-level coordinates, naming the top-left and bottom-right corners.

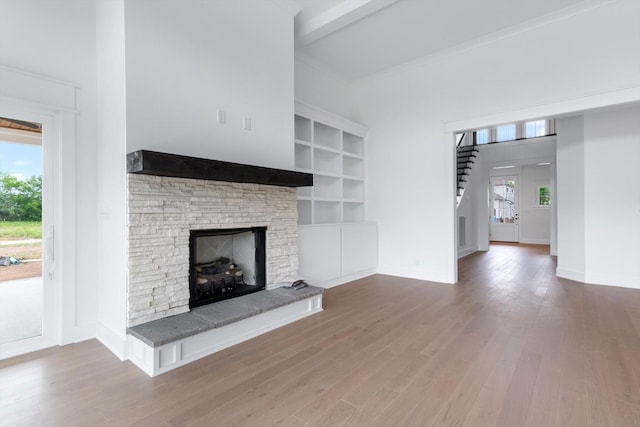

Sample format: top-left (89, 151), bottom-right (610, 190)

top-left (0, 113), bottom-right (54, 359)
top-left (490, 175), bottom-right (519, 242)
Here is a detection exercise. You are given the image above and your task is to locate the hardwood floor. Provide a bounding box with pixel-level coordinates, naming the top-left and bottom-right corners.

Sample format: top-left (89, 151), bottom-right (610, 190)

top-left (2, 243), bottom-right (640, 426)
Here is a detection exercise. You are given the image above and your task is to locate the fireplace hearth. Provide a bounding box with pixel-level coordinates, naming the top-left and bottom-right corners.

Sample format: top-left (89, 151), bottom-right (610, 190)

top-left (189, 227), bottom-right (266, 308)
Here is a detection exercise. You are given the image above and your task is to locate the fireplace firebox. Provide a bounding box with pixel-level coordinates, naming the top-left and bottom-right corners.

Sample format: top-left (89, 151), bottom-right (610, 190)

top-left (189, 227), bottom-right (266, 309)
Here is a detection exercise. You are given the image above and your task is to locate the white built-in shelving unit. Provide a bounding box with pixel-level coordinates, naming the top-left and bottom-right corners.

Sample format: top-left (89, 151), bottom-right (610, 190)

top-left (294, 105), bottom-right (366, 225)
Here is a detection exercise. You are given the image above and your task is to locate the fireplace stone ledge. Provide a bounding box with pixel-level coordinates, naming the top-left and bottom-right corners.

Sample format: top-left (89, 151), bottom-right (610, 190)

top-left (127, 285), bottom-right (324, 348)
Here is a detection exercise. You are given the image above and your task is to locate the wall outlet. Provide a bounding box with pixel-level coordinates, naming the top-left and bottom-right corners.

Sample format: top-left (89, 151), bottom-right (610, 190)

top-left (243, 116), bottom-right (251, 130)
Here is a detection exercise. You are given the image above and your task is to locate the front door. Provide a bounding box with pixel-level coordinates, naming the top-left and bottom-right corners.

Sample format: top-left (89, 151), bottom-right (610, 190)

top-left (490, 175), bottom-right (519, 242)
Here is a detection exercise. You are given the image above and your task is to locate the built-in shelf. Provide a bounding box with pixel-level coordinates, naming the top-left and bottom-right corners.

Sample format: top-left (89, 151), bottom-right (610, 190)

top-left (343, 179), bottom-right (364, 200)
top-left (314, 148), bottom-right (341, 175)
top-left (314, 122), bottom-right (341, 150)
top-left (314, 201), bottom-right (341, 224)
top-left (294, 108), bottom-right (367, 225)
top-left (295, 116), bottom-right (311, 142)
top-left (343, 156), bottom-right (363, 179)
top-left (343, 202), bottom-right (365, 223)
top-left (297, 200), bottom-right (312, 225)
top-left (343, 132), bottom-right (364, 157)
top-left (295, 144), bottom-right (312, 171)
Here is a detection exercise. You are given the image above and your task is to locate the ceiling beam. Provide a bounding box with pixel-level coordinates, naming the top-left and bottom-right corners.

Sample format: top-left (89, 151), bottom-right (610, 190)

top-left (295, 0), bottom-right (399, 47)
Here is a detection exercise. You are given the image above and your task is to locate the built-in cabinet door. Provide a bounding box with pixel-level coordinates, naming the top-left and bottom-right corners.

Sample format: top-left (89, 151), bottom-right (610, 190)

top-left (490, 175), bottom-right (519, 242)
top-left (298, 223), bottom-right (377, 287)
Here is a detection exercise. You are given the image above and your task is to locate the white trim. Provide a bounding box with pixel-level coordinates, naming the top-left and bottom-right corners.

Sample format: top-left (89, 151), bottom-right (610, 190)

top-left (376, 266), bottom-right (455, 285)
top-left (127, 294), bottom-right (323, 377)
top-left (0, 64), bottom-right (78, 89)
top-left (296, 0), bottom-right (400, 47)
top-left (446, 86), bottom-right (640, 133)
top-left (96, 321), bottom-right (127, 361)
top-left (295, 100), bottom-right (368, 136)
top-left (0, 65), bottom-right (82, 351)
top-left (313, 269), bottom-right (376, 288)
top-left (519, 238), bottom-right (551, 245)
top-left (457, 248), bottom-right (477, 259)
top-left (556, 267), bottom-right (586, 283)
top-left (0, 107), bottom-right (60, 359)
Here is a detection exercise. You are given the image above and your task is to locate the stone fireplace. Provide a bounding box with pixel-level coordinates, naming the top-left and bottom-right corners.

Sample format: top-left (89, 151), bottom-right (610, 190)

top-left (126, 151), bottom-right (313, 327)
top-left (189, 226), bottom-right (267, 308)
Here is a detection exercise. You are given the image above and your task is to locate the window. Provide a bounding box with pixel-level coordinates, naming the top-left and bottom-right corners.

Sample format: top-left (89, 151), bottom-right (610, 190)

top-left (496, 124), bottom-right (516, 142)
top-left (537, 185), bottom-right (550, 206)
top-left (526, 120), bottom-right (546, 138)
top-left (475, 128), bottom-right (489, 144)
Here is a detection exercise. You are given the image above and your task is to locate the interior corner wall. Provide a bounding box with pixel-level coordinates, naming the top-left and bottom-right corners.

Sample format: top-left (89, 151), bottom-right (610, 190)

top-left (556, 116), bottom-right (586, 282)
top-left (123, 0), bottom-right (295, 170)
top-left (0, 0), bottom-right (99, 342)
top-left (294, 58), bottom-right (355, 121)
top-left (352, 0), bottom-right (640, 284)
top-left (96, 0), bottom-right (128, 358)
top-left (583, 105), bottom-right (640, 288)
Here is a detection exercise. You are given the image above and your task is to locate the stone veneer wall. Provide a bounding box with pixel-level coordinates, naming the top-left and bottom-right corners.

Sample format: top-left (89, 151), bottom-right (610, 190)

top-left (127, 174), bottom-right (299, 327)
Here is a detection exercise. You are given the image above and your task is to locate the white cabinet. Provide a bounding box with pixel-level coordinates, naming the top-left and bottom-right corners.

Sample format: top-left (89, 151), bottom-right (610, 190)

top-left (298, 222), bottom-right (378, 288)
top-left (295, 103), bottom-right (376, 287)
top-left (294, 104), bottom-right (366, 225)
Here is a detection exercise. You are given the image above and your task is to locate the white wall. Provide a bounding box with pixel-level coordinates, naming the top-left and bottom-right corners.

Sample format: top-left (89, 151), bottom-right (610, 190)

top-left (295, 57), bottom-right (355, 121)
top-left (520, 164), bottom-right (551, 245)
top-left (124, 0), bottom-right (295, 170)
top-left (583, 105), bottom-right (640, 288)
top-left (96, 0), bottom-right (128, 358)
top-left (353, 0), bottom-right (640, 283)
top-left (0, 0), bottom-right (99, 342)
top-left (556, 116), bottom-right (586, 282)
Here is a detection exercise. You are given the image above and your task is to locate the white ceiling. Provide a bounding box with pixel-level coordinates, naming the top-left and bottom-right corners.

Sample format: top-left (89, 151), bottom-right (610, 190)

top-left (294, 0), bottom-right (589, 80)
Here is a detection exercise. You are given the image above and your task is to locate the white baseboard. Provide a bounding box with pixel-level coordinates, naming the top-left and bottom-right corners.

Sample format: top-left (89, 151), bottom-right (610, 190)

top-left (96, 321), bottom-right (127, 361)
top-left (127, 293), bottom-right (323, 377)
top-left (457, 248), bottom-right (477, 259)
top-left (556, 267), bottom-right (586, 283)
top-left (519, 238), bottom-right (551, 245)
top-left (314, 269), bottom-right (376, 288)
top-left (69, 323), bottom-right (97, 344)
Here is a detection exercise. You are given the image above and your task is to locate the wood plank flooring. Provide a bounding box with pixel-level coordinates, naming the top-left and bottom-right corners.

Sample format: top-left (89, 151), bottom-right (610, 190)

top-left (2, 243), bottom-right (640, 426)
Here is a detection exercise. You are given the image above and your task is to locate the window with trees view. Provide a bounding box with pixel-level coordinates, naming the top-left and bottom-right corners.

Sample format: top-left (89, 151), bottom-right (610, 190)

top-left (537, 185), bottom-right (550, 207)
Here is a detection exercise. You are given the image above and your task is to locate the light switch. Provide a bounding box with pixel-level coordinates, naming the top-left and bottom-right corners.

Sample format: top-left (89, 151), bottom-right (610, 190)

top-left (216, 109), bottom-right (226, 124)
top-left (243, 116), bottom-right (251, 130)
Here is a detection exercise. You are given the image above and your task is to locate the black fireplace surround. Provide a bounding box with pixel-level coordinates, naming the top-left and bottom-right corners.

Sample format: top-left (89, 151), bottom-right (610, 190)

top-left (189, 227), bottom-right (266, 309)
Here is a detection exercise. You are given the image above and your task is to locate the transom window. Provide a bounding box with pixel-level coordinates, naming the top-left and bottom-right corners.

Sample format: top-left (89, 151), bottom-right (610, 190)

top-left (475, 129), bottom-right (489, 144)
top-left (526, 120), bottom-right (546, 138)
top-left (496, 124), bottom-right (516, 142)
